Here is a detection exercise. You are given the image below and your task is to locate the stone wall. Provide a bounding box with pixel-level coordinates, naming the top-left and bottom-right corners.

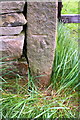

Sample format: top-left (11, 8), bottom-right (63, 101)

top-left (0, 1), bottom-right (58, 88)
top-left (0, 1), bottom-right (28, 78)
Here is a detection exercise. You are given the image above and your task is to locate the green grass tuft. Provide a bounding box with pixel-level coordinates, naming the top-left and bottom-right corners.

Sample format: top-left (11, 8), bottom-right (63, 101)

top-left (51, 23), bottom-right (79, 92)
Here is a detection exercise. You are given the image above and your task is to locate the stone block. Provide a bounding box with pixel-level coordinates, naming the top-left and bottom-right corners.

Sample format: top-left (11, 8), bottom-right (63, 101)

top-left (0, 33), bottom-right (24, 59)
top-left (27, 2), bottom-right (57, 87)
top-left (0, 61), bottom-right (28, 79)
top-left (0, 26), bottom-right (23, 35)
top-left (0, 1), bottom-right (25, 14)
top-left (0, 13), bottom-right (27, 27)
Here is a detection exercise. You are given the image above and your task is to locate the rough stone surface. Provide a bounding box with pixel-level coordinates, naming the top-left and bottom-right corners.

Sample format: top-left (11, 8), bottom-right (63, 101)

top-left (27, 2), bottom-right (57, 87)
top-left (0, 13), bottom-right (27, 27)
top-left (0, 33), bottom-right (24, 59)
top-left (0, 26), bottom-right (23, 35)
top-left (0, 61), bottom-right (28, 78)
top-left (0, 1), bottom-right (25, 14)
top-left (0, 1), bottom-right (28, 82)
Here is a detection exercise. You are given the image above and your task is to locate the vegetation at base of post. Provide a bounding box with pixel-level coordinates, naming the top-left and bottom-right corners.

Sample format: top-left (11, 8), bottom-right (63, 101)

top-left (1, 22), bottom-right (79, 119)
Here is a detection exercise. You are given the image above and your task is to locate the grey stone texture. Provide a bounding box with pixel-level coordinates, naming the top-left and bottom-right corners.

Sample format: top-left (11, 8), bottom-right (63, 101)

top-left (0, 13), bottom-right (27, 27)
top-left (0, 26), bottom-right (23, 35)
top-left (0, 1), bottom-right (28, 80)
top-left (27, 2), bottom-right (57, 87)
top-left (0, 33), bottom-right (24, 59)
top-left (0, 61), bottom-right (28, 78)
top-left (0, 1), bottom-right (25, 14)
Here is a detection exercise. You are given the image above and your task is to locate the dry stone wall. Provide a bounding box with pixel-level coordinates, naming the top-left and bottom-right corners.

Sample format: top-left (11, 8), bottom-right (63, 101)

top-left (0, 1), bottom-right (28, 77)
top-left (0, 1), bottom-right (27, 59)
top-left (0, 1), bottom-right (58, 88)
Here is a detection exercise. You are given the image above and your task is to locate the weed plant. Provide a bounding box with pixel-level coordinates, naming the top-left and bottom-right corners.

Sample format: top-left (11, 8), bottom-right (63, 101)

top-left (0, 23), bottom-right (79, 119)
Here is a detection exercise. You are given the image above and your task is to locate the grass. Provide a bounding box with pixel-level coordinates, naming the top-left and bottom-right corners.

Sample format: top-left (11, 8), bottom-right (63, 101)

top-left (1, 91), bottom-right (79, 119)
top-left (62, 0), bottom-right (79, 41)
top-left (62, 0), bottom-right (79, 14)
top-left (0, 22), bottom-right (79, 119)
top-left (64, 23), bottom-right (79, 39)
top-left (51, 23), bottom-right (79, 91)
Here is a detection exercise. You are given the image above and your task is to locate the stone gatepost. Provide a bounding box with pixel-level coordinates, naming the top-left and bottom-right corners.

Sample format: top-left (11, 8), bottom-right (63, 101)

top-left (27, 1), bottom-right (57, 88)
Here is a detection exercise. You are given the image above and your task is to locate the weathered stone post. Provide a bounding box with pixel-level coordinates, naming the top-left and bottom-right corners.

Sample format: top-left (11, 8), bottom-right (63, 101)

top-left (27, 1), bottom-right (58, 88)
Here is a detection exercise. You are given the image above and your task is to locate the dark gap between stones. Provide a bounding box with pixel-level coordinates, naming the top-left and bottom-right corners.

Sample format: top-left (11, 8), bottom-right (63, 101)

top-left (22, 2), bottom-right (31, 77)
